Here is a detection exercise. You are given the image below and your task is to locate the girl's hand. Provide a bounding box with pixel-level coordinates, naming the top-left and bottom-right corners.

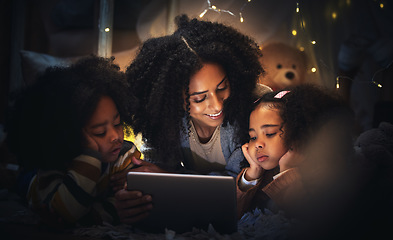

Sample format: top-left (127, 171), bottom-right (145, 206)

top-left (110, 169), bottom-right (129, 193)
top-left (242, 143), bottom-right (264, 180)
top-left (83, 129), bottom-right (99, 152)
top-left (114, 188), bottom-right (152, 224)
top-left (128, 157), bottom-right (168, 173)
top-left (279, 149), bottom-right (304, 173)
top-left (111, 157), bottom-right (168, 192)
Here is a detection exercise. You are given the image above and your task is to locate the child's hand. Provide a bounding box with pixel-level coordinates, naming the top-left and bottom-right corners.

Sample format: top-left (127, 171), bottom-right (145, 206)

top-left (242, 143), bottom-right (264, 180)
top-left (129, 157), bottom-right (167, 173)
top-left (83, 129), bottom-right (99, 152)
top-left (279, 149), bottom-right (304, 173)
top-left (114, 189), bottom-right (152, 224)
top-left (110, 169), bottom-right (128, 193)
top-left (111, 157), bottom-right (168, 192)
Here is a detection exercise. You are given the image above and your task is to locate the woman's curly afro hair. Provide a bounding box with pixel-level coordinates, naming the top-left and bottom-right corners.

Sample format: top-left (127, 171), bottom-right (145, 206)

top-left (7, 55), bottom-right (133, 171)
top-left (125, 15), bottom-right (263, 167)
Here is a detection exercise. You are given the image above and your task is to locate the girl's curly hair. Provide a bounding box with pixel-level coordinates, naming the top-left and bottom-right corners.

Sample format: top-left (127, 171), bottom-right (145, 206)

top-left (252, 84), bottom-right (354, 152)
top-left (7, 55), bottom-right (134, 171)
top-left (125, 15), bottom-right (263, 167)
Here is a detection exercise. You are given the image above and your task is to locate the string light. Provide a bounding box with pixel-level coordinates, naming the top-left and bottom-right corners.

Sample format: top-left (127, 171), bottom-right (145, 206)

top-left (291, 0), bottom-right (384, 91)
top-left (335, 76), bottom-right (352, 89)
top-left (199, 0), bottom-right (235, 19)
top-left (372, 81), bottom-right (383, 88)
top-left (239, 0), bottom-right (253, 22)
top-left (198, 0), bottom-right (386, 91)
top-left (199, 0), bottom-right (252, 23)
top-left (369, 60), bottom-right (392, 88)
top-left (335, 75), bottom-right (383, 90)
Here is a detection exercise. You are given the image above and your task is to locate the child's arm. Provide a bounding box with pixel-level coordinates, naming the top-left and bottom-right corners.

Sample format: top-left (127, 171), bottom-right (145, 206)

top-left (236, 143), bottom-right (269, 218)
top-left (236, 168), bottom-right (265, 219)
top-left (262, 150), bottom-right (306, 215)
top-left (242, 143), bottom-right (264, 181)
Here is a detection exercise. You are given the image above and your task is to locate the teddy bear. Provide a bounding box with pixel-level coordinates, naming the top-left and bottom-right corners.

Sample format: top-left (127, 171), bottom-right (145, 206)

top-left (258, 42), bottom-right (307, 91)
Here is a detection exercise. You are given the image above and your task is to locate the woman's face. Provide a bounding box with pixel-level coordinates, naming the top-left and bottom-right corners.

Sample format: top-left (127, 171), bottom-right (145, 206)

top-left (84, 96), bottom-right (124, 163)
top-left (247, 104), bottom-right (288, 170)
top-left (187, 63), bottom-right (230, 129)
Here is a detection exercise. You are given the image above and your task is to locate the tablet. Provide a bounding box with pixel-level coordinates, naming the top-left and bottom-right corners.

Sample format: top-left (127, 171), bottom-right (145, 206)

top-left (127, 172), bottom-right (237, 234)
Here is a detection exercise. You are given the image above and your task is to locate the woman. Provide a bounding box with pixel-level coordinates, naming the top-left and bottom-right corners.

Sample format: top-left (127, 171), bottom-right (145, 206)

top-left (124, 15), bottom-right (263, 176)
top-left (113, 15), bottom-right (265, 225)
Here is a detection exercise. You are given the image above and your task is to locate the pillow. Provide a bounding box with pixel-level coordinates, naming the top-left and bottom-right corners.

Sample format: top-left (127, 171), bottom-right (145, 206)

top-left (20, 50), bottom-right (81, 85)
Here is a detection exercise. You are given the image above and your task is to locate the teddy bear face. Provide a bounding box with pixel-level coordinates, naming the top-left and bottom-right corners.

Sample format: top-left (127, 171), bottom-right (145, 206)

top-left (258, 43), bottom-right (307, 91)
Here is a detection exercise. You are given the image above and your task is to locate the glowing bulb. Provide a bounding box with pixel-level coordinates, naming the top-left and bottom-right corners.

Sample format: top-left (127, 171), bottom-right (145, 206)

top-left (332, 12), bottom-right (337, 19)
top-left (336, 83), bottom-right (340, 89)
top-left (240, 16), bottom-right (244, 23)
top-left (299, 46), bottom-right (305, 51)
top-left (212, 5), bottom-right (217, 10)
top-left (336, 77), bottom-right (340, 89)
top-left (199, 9), bottom-right (207, 18)
top-left (292, 30), bottom-right (297, 36)
top-left (104, 27), bottom-right (110, 32)
top-left (380, 3), bottom-right (384, 8)
top-left (311, 67), bottom-right (317, 73)
top-left (372, 81), bottom-right (383, 88)
top-left (296, 2), bottom-right (300, 12)
top-left (311, 40), bottom-right (317, 45)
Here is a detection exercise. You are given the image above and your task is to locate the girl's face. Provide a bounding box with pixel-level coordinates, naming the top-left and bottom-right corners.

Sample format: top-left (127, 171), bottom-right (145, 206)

top-left (247, 104), bottom-right (288, 170)
top-left (84, 96), bottom-right (124, 163)
top-left (187, 63), bottom-right (230, 129)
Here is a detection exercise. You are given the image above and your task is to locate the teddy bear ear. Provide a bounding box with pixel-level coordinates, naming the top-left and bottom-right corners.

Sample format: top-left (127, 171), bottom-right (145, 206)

top-left (253, 83), bottom-right (273, 98)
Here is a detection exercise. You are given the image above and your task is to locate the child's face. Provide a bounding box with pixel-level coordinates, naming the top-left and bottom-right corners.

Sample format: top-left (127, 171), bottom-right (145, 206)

top-left (187, 63), bottom-right (230, 129)
top-left (247, 105), bottom-right (288, 170)
top-left (84, 96), bottom-right (124, 163)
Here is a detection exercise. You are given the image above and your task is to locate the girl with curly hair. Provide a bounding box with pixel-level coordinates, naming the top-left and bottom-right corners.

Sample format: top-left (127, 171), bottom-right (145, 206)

top-left (7, 56), bottom-right (152, 227)
top-left (123, 15), bottom-right (264, 177)
top-left (237, 84), bottom-right (354, 219)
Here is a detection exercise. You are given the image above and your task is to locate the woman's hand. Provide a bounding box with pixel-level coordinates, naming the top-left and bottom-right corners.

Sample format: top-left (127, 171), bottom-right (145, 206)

top-left (242, 143), bottom-right (264, 181)
top-left (114, 189), bottom-right (153, 224)
top-left (279, 149), bottom-right (304, 173)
